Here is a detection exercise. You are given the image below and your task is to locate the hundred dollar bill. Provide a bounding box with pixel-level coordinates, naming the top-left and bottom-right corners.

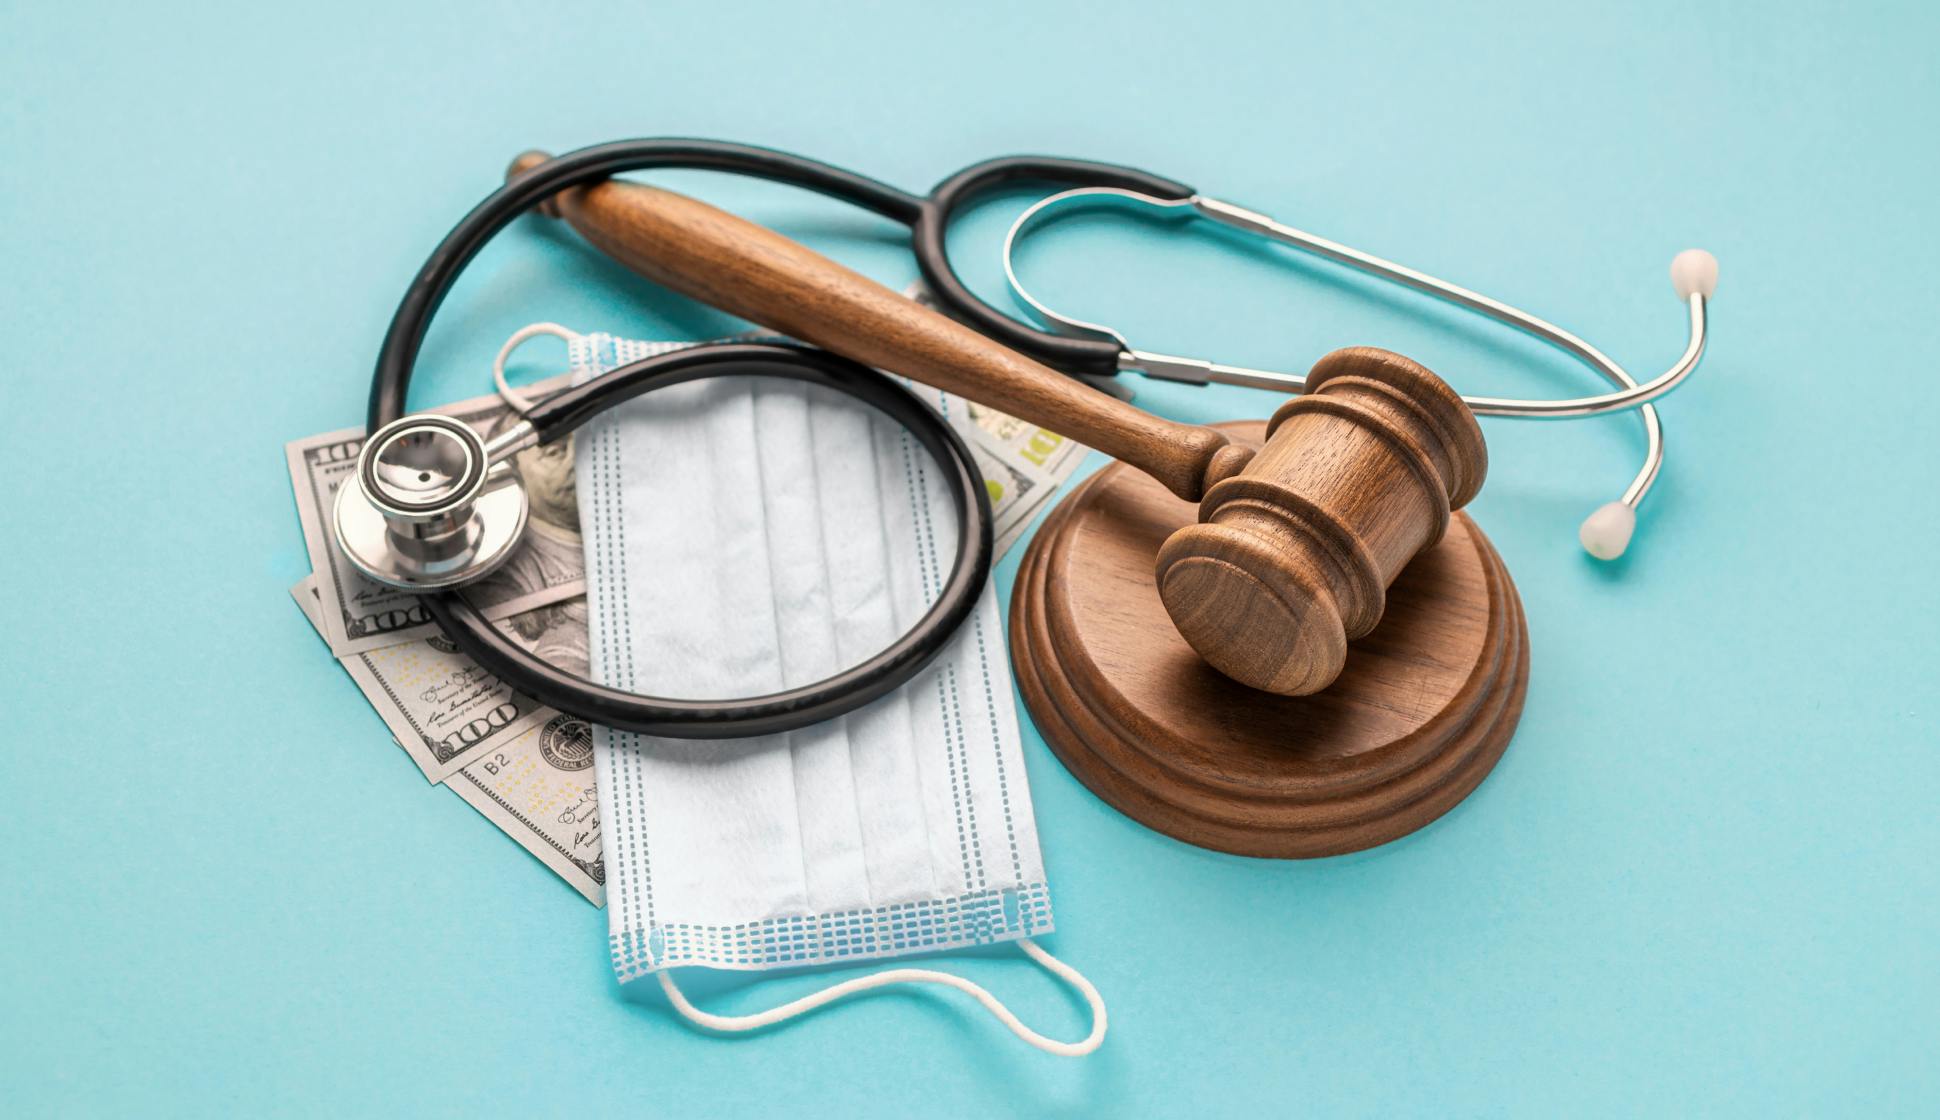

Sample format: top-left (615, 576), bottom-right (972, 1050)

top-left (958, 439), bottom-right (1050, 559)
top-left (959, 398), bottom-right (1088, 483)
top-left (290, 576), bottom-right (552, 783)
top-left (447, 715), bottom-right (604, 907)
top-left (951, 405), bottom-right (1096, 557)
top-left (289, 576), bottom-right (603, 904)
top-left (285, 374), bottom-right (586, 656)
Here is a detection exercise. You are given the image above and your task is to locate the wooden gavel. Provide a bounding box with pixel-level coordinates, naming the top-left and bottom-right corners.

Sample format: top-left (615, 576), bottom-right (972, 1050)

top-left (509, 152), bottom-right (1487, 696)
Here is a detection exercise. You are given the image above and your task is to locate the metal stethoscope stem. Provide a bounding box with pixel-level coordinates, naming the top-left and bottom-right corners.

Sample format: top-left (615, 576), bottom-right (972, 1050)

top-left (1003, 188), bottom-right (1717, 556)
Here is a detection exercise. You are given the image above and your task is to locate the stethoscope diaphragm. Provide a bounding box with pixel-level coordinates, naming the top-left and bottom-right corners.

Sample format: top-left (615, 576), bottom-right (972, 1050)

top-left (334, 413), bottom-right (531, 591)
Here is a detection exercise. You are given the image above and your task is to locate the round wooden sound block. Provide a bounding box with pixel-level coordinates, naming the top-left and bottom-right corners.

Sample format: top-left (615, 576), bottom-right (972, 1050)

top-left (1011, 421), bottom-right (1528, 858)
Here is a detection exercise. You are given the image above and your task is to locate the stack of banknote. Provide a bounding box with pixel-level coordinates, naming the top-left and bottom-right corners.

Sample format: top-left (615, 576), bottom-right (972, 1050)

top-left (284, 363), bottom-right (1089, 907)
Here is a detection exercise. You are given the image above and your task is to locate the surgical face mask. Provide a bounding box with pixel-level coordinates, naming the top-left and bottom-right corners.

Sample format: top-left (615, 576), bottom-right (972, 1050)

top-left (559, 328), bottom-right (1104, 1055)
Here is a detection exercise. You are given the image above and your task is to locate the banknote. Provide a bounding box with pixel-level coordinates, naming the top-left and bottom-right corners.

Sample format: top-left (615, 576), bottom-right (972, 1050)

top-left (946, 405), bottom-right (1088, 557)
top-left (289, 576), bottom-right (603, 905)
top-left (959, 398), bottom-right (1089, 483)
top-left (285, 374), bottom-right (586, 656)
top-left (447, 715), bottom-right (604, 907)
top-left (289, 576), bottom-right (554, 783)
top-left (956, 438), bottom-right (1049, 559)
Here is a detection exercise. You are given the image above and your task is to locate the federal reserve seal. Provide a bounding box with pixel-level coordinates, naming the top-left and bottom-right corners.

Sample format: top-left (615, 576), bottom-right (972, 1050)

top-left (539, 714), bottom-right (593, 771)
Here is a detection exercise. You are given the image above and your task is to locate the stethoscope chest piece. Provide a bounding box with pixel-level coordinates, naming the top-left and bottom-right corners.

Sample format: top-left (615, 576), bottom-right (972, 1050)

top-left (334, 414), bottom-right (530, 591)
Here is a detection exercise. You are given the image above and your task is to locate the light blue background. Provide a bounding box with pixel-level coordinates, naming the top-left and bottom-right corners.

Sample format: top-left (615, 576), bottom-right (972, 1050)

top-left (3, 2), bottom-right (1935, 1115)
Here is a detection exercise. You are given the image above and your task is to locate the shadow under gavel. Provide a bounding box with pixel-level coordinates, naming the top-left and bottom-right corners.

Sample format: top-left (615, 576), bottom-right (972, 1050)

top-left (509, 152), bottom-right (1487, 697)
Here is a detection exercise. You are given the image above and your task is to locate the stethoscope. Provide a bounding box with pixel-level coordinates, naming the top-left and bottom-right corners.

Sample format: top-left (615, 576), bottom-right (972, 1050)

top-left (999, 189), bottom-right (1716, 560)
top-left (337, 138), bottom-right (1717, 740)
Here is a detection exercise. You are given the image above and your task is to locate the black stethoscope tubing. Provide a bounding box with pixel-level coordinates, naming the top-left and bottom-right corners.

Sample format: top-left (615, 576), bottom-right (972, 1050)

top-left (427, 343), bottom-right (992, 740)
top-left (370, 139), bottom-right (1193, 431)
top-left (370, 140), bottom-right (1037, 739)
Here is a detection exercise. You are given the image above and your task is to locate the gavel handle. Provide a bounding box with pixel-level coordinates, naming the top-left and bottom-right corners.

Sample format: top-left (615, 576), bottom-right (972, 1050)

top-left (533, 174), bottom-right (1250, 502)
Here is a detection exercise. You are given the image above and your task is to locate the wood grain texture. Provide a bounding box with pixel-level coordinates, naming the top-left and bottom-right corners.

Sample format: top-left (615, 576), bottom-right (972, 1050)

top-left (1012, 421), bottom-right (1526, 859)
top-left (512, 155), bottom-right (1253, 503)
top-left (1156, 348), bottom-right (1489, 695)
top-left (509, 156), bottom-right (1494, 702)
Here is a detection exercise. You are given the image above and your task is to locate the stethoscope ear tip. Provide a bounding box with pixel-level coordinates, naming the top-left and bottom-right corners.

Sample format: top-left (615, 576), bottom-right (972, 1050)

top-left (1671, 249), bottom-right (1720, 300)
top-left (1579, 501), bottom-right (1637, 561)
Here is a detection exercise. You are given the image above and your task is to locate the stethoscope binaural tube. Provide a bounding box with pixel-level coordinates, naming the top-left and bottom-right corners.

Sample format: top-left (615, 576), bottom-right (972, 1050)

top-left (908, 156), bottom-right (1197, 377)
top-left (995, 187), bottom-right (1719, 559)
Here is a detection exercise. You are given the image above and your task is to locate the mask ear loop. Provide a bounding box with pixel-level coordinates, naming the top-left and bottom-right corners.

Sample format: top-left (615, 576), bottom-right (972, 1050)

top-left (493, 322), bottom-right (584, 414)
top-left (656, 938), bottom-right (1107, 1057)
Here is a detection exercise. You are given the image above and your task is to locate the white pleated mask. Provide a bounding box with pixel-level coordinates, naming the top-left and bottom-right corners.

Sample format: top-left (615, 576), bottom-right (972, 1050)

top-left (545, 327), bottom-right (1103, 1055)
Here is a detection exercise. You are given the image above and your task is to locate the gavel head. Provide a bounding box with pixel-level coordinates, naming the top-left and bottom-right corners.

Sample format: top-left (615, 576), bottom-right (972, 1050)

top-left (1155, 347), bottom-right (1487, 695)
